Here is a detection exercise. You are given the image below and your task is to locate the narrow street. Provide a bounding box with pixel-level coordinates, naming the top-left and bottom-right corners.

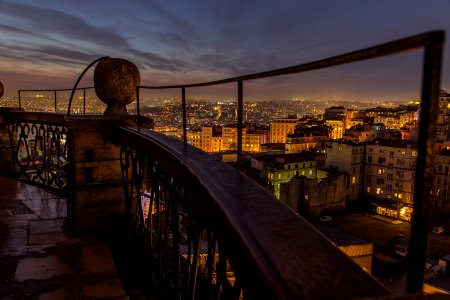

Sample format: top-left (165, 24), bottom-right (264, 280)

top-left (328, 213), bottom-right (450, 257)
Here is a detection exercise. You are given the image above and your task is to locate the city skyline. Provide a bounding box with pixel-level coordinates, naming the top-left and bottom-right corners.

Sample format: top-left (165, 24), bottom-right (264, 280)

top-left (0, 1), bottom-right (450, 101)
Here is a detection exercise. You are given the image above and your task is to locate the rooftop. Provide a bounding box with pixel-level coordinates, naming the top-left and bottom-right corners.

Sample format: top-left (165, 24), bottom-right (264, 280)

top-left (366, 138), bottom-right (417, 149)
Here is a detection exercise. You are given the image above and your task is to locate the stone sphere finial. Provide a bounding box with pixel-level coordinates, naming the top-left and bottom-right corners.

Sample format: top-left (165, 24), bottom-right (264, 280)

top-left (0, 81), bottom-right (4, 98)
top-left (94, 58), bottom-right (140, 116)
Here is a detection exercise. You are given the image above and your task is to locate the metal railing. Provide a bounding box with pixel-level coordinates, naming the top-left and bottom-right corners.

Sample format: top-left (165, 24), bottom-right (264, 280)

top-left (18, 87), bottom-right (94, 114)
top-left (117, 125), bottom-right (388, 299)
top-left (4, 111), bottom-right (69, 194)
top-left (136, 30), bottom-right (445, 293)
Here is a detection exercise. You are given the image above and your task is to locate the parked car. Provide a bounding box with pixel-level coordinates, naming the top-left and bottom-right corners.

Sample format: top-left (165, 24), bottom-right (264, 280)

top-left (387, 234), bottom-right (407, 249)
top-left (319, 215), bottom-right (332, 222)
top-left (395, 243), bottom-right (408, 257)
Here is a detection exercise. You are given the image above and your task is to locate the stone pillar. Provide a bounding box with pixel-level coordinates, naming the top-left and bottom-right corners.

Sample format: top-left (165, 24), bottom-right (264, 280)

top-left (67, 58), bottom-right (140, 232)
top-left (66, 117), bottom-right (126, 232)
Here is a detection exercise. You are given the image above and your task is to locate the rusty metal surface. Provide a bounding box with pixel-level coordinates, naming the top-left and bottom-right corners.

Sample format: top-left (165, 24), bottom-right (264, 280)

top-left (116, 125), bottom-right (388, 299)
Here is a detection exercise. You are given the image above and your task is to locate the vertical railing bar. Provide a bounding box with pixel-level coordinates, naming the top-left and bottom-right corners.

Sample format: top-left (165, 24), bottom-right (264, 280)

top-left (216, 241), bottom-right (227, 299)
top-left (136, 86), bottom-right (141, 128)
top-left (188, 226), bottom-right (200, 300)
top-left (185, 223), bottom-right (193, 295)
top-left (406, 31), bottom-right (444, 293)
top-left (207, 231), bottom-right (214, 298)
top-left (18, 90), bottom-right (21, 109)
top-left (83, 88), bottom-right (86, 115)
top-left (156, 178), bottom-right (162, 293)
top-left (182, 87), bottom-right (187, 145)
top-left (54, 90), bottom-right (57, 113)
top-left (163, 188), bottom-right (171, 281)
top-left (237, 80), bottom-right (243, 168)
top-left (171, 192), bottom-right (181, 299)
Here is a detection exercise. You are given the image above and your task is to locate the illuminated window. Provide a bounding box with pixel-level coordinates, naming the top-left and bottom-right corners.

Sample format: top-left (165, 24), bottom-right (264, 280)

top-left (377, 168), bottom-right (384, 175)
top-left (278, 174), bottom-right (281, 179)
top-left (352, 177), bottom-right (356, 184)
top-left (412, 150), bottom-right (417, 157)
top-left (367, 187), bottom-right (371, 193)
top-left (376, 187), bottom-right (382, 195)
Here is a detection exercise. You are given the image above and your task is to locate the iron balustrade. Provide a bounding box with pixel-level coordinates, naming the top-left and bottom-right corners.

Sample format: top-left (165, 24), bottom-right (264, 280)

top-left (4, 112), bottom-right (69, 194)
top-left (136, 30), bottom-right (445, 293)
top-left (117, 125), bottom-right (388, 299)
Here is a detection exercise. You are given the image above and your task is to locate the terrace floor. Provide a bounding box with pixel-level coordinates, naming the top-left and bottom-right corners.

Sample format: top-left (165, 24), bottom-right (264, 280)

top-left (0, 176), bottom-right (127, 299)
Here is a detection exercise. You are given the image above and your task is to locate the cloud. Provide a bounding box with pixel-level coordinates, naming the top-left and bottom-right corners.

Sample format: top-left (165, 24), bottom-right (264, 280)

top-left (0, 1), bottom-right (128, 48)
top-left (0, 23), bottom-right (31, 35)
top-left (127, 48), bottom-right (189, 72)
top-left (0, 0), bottom-right (449, 99)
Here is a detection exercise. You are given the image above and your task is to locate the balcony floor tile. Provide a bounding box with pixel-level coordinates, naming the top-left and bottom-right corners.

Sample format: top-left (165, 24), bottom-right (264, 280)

top-left (0, 176), bottom-right (127, 299)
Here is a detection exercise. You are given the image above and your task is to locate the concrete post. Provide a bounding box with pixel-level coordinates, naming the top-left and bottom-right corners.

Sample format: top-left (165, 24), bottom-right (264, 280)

top-left (65, 117), bottom-right (128, 232)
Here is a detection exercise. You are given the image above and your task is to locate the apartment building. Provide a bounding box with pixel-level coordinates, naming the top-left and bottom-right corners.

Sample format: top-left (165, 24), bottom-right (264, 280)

top-left (364, 138), bottom-right (417, 221)
top-left (325, 119), bottom-right (345, 140)
top-left (325, 141), bottom-right (365, 201)
top-left (254, 153), bottom-right (317, 199)
top-left (269, 117), bottom-right (297, 143)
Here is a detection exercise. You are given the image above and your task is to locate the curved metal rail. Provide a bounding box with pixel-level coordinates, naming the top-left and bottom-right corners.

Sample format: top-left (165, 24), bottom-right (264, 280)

top-left (116, 125), bottom-right (387, 299)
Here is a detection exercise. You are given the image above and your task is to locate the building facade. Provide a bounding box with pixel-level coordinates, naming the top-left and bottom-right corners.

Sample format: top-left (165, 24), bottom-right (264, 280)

top-left (270, 117), bottom-right (297, 143)
top-left (364, 139), bottom-right (417, 221)
top-left (325, 141), bottom-right (365, 201)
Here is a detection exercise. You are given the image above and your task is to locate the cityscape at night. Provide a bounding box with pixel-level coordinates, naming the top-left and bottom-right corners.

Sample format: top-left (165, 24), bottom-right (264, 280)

top-left (1, 1), bottom-right (450, 299)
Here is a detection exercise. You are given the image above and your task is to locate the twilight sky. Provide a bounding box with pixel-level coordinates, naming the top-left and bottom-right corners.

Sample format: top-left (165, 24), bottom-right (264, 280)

top-left (0, 0), bottom-right (449, 101)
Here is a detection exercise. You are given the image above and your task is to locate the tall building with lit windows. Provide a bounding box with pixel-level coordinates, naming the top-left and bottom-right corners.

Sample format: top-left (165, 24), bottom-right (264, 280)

top-left (187, 130), bottom-right (202, 149)
top-left (270, 117), bottom-right (297, 143)
top-left (364, 138), bottom-right (417, 221)
top-left (243, 133), bottom-right (261, 152)
top-left (433, 149), bottom-right (450, 221)
top-left (437, 90), bottom-right (450, 140)
top-left (325, 119), bottom-right (345, 140)
top-left (201, 126), bottom-right (213, 152)
top-left (325, 141), bottom-right (365, 202)
top-left (186, 125), bottom-right (262, 153)
top-left (222, 126), bottom-right (239, 151)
